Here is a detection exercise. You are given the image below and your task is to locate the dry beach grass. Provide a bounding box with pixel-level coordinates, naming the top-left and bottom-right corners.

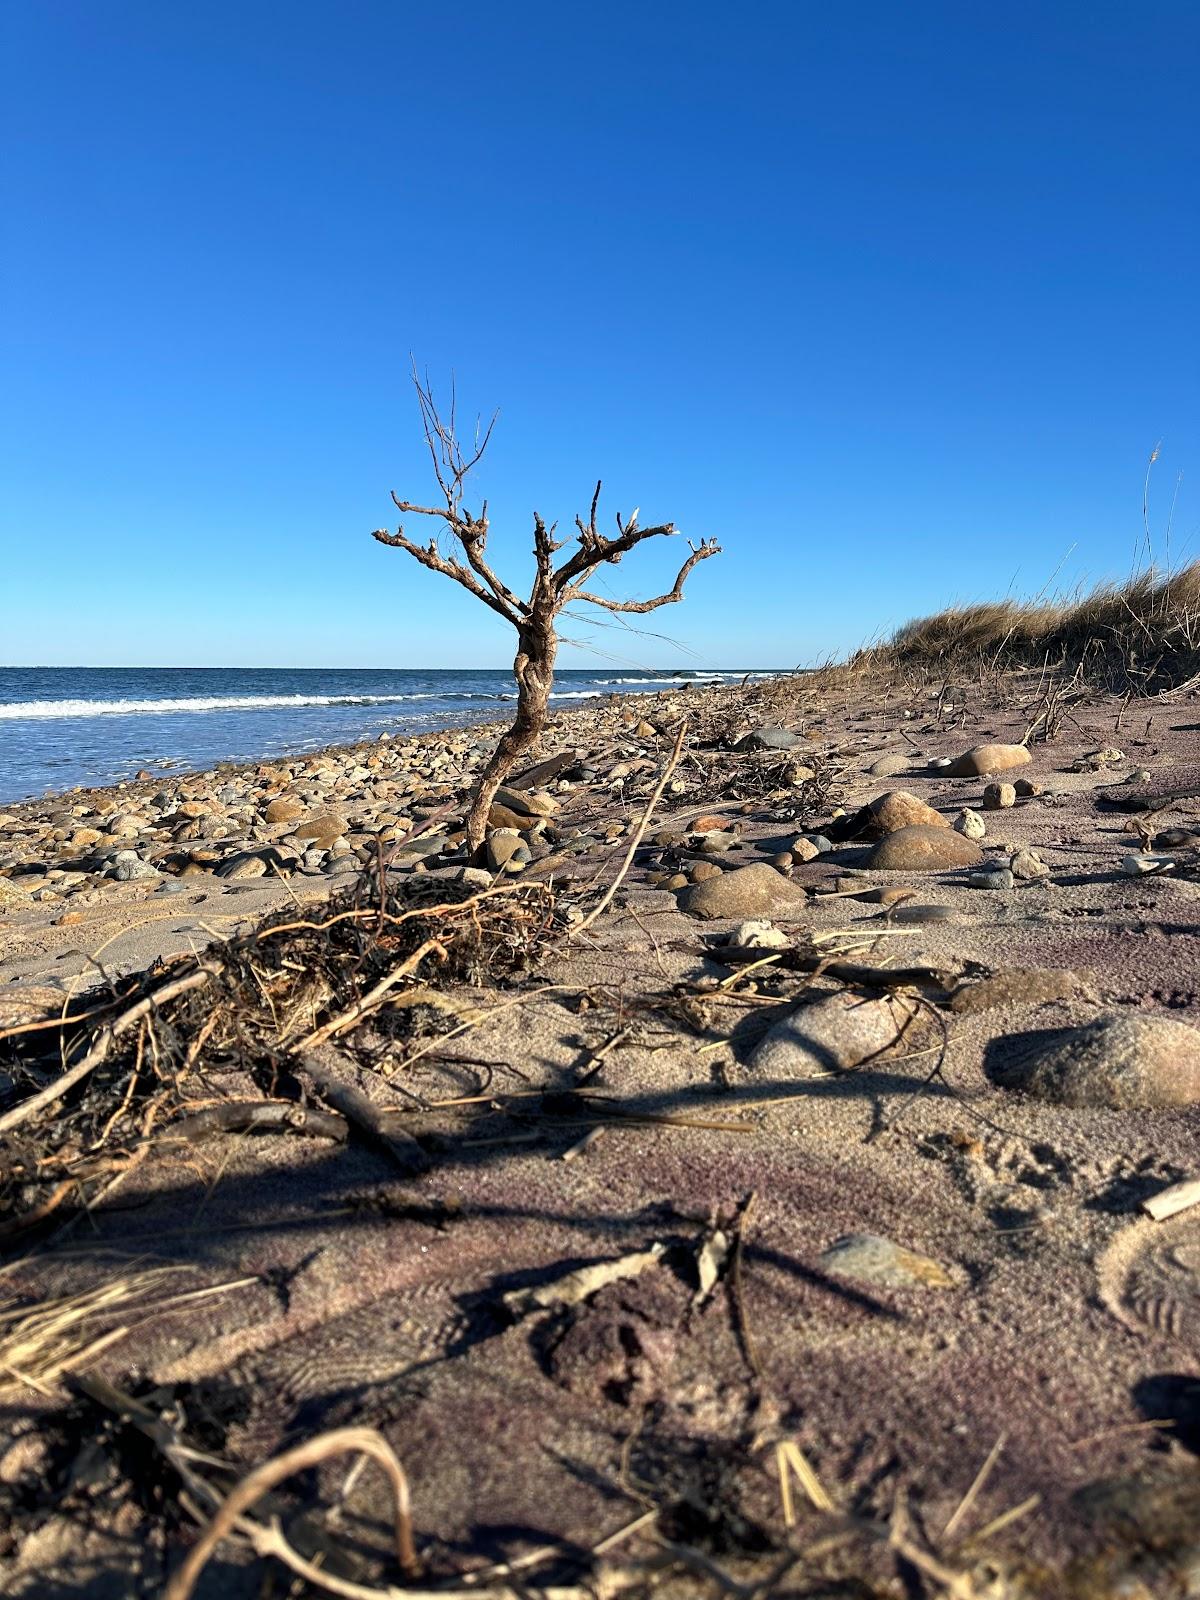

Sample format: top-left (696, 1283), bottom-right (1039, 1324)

top-left (868, 562), bottom-right (1200, 694)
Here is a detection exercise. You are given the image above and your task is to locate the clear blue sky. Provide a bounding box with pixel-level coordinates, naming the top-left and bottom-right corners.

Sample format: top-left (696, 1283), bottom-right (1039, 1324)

top-left (2, 2), bottom-right (1196, 669)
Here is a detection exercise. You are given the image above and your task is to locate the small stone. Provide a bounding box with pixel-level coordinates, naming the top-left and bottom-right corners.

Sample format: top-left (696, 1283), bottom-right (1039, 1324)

top-left (0, 879), bottom-right (32, 907)
top-left (1121, 853), bottom-right (1176, 876)
top-left (1011, 848), bottom-right (1049, 880)
top-left (735, 726), bottom-right (801, 751)
top-left (819, 1233), bottom-right (956, 1290)
top-left (664, 873), bottom-right (690, 890)
top-left (867, 826), bottom-right (984, 872)
top-left (727, 919), bottom-right (791, 950)
top-left (869, 790), bottom-right (948, 834)
top-left (494, 785), bottom-right (559, 818)
top-left (859, 885), bottom-right (916, 906)
top-left (945, 743), bottom-right (1032, 778)
top-left (107, 814), bottom-right (145, 838)
top-left (891, 903), bottom-right (956, 925)
top-left (265, 797), bottom-right (306, 824)
top-left (968, 868), bottom-right (1014, 890)
top-left (458, 866), bottom-right (493, 889)
top-left (950, 967), bottom-right (1092, 1014)
top-left (699, 833), bottom-right (737, 854)
top-left (790, 838), bottom-right (821, 863)
top-left (690, 814), bottom-right (731, 833)
top-left (955, 808), bottom-right (986, 839)
top-left (197, 815), bottom-right (235, 839)
top-left (488, 803), bottom-right (536, 832)
top-left (113, 859), bottom-right (160, 882)
top-left (867, 751), bottom-right (912, 778)
top-left (486, 829), bottom-right (525, 871)
top-left (983, 782), bottom-right (1017, 810)
top-left (1014, 778), bottom-right (1044, 797)
top-left (997, 1012), bottom-right (1200, 1108)
top-left (679, 862), bottom-right (807, 920)
top-left (750, 991), bottom-right (900, 1076)
top-left (293, 812), bottom-right (348, 846)
top-left (215, 852), bottom-right (268, 880)
top-left (688, 861), bottom-right (723, 883)
top-left (0, 985), bottom-right (70, 1028)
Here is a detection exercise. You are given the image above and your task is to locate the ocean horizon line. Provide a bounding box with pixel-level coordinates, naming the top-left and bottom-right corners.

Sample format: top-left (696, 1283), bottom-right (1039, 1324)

top-left (0, 662), bottom-right (783, 674)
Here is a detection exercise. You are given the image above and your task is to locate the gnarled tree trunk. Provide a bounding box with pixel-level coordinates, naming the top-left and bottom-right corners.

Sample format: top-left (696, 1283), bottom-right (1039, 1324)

top-left (464, 610), bottom-right (557, 852)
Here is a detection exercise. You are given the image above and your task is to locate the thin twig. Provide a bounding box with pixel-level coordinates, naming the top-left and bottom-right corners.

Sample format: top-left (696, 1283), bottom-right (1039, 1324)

top-left (163, 1426), bottom-right (419, 1600)
top-left (573, 721), bottom-right (687, 935)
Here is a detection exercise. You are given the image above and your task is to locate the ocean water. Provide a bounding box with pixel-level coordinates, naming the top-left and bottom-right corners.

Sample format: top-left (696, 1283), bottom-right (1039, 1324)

top-left (0, 666), bottom-right (760, 803)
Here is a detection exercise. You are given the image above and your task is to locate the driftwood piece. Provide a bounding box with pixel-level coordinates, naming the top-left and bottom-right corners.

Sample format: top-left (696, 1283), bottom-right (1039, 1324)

top-left (815, 958), bottom-right (960, 991)
top-left (1142, 1176), bottom-right (1200, 1221)
top-left (165, 1102), bottom-right (348, 1145)
top-left (299, 1051), bottom-right (430, 1175)
top-left (503, 1242), bottom-right (666, 1316)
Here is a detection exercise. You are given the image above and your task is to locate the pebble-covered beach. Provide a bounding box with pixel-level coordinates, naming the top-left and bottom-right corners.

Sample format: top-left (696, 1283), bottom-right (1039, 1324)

top-left (5, 663), bottom-right (1200, 1597)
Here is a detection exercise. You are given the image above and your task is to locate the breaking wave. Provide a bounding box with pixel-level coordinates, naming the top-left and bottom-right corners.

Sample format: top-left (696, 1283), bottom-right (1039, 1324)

top-left (0, 692), bottom-right (502, 720)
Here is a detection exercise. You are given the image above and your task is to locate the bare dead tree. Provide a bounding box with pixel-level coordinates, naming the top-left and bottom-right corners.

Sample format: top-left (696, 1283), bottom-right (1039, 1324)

top-left (372, 373), bottom-right (720, 851)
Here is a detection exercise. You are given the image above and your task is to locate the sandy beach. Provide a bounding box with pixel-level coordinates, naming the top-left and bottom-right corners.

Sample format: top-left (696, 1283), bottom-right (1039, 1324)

top-left (4, 663), bottom-right (1200, 1596)
top-left (10, 6), bottom-right (1195, 1592)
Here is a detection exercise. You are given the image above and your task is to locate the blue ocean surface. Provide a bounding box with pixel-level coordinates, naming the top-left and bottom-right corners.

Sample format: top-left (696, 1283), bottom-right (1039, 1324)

top-left (0, 666), bottom-right (762, 802)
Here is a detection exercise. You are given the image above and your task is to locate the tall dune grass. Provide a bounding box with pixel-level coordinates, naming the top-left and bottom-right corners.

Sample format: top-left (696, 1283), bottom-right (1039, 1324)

top-left (875, 562), bottom-right (1200, 691)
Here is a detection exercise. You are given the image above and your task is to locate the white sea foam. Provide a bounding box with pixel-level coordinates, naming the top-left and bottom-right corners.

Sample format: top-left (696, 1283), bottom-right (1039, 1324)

top-left (0, 693), bottom-right (424, 720)
top-left (598, 674), bottom-right (721, 685)
top-left (0, 674), bottom-right (768, 721)
top-left (597, 672), bottom-right (770, 685)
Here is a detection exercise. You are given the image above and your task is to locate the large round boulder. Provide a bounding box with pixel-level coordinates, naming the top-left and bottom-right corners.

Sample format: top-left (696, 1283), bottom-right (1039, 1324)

top-left (867, 825), bottom-right (984, 872)
top-left (750, 991), bottom-right (900, 1076)
top-left (996, 1012), bottom-right (1200, 1108)
top-left (869, 790), bottom-right (948, 834)
top-left (945, 744), bottom-right (1032, 778)
top-left (678, 862), bottom-right (806, 920)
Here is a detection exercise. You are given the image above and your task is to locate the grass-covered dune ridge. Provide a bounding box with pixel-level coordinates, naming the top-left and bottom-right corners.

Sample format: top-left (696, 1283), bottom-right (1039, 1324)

top-left (870, 562), bottom-right (1200, 692)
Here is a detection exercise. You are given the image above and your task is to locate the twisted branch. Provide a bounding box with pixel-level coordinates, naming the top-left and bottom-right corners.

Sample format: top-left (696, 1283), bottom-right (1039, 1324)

top-left (569, 538), bottom-right (721, 612)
